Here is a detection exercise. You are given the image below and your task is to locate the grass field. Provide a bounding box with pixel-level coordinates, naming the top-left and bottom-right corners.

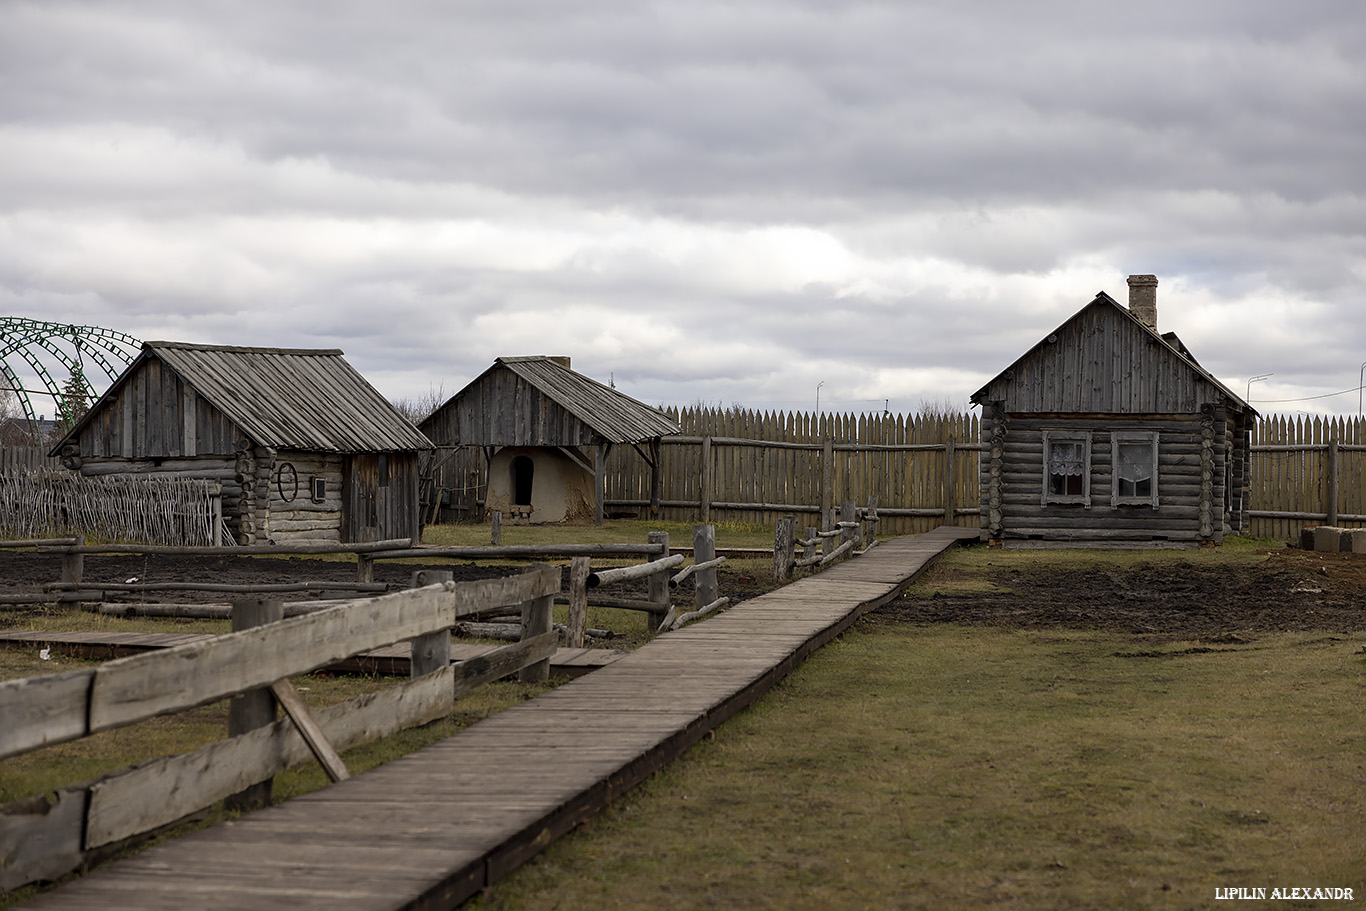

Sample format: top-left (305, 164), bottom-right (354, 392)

top-left (467, 540), bottom-right (1366, 910)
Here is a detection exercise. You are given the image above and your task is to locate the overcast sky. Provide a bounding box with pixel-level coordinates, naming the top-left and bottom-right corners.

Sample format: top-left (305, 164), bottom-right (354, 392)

top-left (2, 0), bottom-right (1363, 420)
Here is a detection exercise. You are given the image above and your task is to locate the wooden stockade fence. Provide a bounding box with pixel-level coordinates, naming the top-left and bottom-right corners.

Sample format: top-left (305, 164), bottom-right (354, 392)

top-left (0, 446), bottom-right (60, 474)
top-left (430, 407), bottom-right (980, 535)
top-left (1248, 415), bottom-right (1366, 541)
top-left (0, 566), bottom-right (562, 892)
top-left (0, 470), bottom-right (223, 547)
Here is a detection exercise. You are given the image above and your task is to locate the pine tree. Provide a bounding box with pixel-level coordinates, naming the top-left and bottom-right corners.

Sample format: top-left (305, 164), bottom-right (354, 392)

top-left (50, 367), bottom-right (90, 444)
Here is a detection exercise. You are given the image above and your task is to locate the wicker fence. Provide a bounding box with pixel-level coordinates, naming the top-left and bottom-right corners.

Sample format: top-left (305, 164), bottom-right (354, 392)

top-left (0, 470), bottom-right (223, 546)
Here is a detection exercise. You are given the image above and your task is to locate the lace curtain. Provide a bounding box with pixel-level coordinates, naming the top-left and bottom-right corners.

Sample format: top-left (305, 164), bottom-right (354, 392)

top-left (1116, 444), bottom-right (1152, 482)
top-left (1048, 442), bottom-right (1084, 476)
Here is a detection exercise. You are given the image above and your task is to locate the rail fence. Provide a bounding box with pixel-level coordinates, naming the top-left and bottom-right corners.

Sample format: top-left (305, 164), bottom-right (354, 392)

top-left (0, 565), bottom-right (562, 892)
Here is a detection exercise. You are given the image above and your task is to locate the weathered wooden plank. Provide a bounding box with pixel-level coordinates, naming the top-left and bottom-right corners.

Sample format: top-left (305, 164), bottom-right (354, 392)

top-left (85, 568), bottom-right (558, 736)
top-left (84, 668), bottom-right (454, 850)
top-left (271, 679), bottom-right (350, 784)
top-left (0, 788), bottom-right (87, 892)
top-left (86, 587), bottom-right (450, 733)
top-left (0, 668), bottom-right (94, 760)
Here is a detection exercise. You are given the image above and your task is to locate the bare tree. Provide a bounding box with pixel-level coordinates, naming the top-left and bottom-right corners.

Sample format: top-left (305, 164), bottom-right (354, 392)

top-left (390, 383), bottom-right (447, 426)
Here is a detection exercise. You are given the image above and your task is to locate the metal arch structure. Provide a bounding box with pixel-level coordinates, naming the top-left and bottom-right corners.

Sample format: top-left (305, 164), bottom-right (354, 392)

top-left (0, 319), bottom-right (143, 440)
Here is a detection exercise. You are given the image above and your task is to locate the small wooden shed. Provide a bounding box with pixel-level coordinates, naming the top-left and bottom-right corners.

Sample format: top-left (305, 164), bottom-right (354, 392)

top-left (970, 275), bottom-right (1258, 546)
top-left (50, 342), bottom-right (433, 545)
top-left (420, 356), bottom-right (680, 524)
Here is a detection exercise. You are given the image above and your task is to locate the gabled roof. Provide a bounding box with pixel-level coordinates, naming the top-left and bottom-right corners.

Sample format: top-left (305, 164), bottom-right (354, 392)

top-left (425, 356), bottom-right (680, 445)
top-left (53, 341), bottom-right (432, 454)
top-left (971, 292), bottom-right (1257, 416)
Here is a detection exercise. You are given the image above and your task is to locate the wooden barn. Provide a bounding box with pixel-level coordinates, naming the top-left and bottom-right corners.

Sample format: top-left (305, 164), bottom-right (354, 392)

top-left (971, 275), bottom-right (1258, 547)
top-left (49, 342), bottom-right (433, 545)
top-left (420, 356), bottom-right (680, 525)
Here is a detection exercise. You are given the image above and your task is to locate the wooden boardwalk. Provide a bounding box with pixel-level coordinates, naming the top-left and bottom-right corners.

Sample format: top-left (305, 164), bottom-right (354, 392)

top-left (19, 527), bottom-right (977, 911)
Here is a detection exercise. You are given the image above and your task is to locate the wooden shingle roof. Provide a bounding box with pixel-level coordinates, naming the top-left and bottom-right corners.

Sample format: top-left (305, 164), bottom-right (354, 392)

top-left (496, 357), bottom-right (680, 442)
top-left (421, 356), bottom-right (680, 447)
top-left (56, 342), bottom-right (432, 454)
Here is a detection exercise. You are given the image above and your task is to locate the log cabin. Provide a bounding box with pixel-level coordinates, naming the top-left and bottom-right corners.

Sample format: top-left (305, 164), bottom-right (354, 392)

top-left (420, 356), bottom-right (680, 525)
top-left (971, 275), bottom-right (1258, 546)
top-left (49, 342), bottom-right (433, 545)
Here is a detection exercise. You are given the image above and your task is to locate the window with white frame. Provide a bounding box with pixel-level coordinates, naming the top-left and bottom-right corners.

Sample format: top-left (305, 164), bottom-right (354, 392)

top-left (1112, 431), bottom-right (1159, 507)
top-left (1042, 430), bottom-right (1091, 505)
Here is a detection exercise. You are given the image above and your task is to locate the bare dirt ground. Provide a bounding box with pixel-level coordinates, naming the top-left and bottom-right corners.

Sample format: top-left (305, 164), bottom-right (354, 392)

top-left (875, 549), bottom-right (1366, 635)
top-left (7, 547), bottom-right (1363, 638)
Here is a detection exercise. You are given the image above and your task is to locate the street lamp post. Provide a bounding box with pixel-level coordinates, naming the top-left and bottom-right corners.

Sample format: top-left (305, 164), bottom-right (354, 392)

top-left (1359, 362), bottom-right (1365, 419)
top-left (1246, 373), bottom-right (1273, 403)
top-left (816, 381), bottom-right (824, 414)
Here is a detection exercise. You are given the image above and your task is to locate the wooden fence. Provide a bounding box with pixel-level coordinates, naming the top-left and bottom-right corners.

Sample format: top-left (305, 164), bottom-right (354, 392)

top-left (1248, 415), bottom-right (1366, 540)
top-left (0, 470), bottom-right (223, 546)
top-left (431, 408), bottom-right (981, 537)
top-left (0, 445), bottom-right (59, 473)
top-left (0, 564), bottom-right (561, 892)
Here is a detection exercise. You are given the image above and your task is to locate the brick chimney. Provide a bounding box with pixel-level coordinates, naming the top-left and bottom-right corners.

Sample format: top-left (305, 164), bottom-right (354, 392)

top-left (1126, 274), bottom-right (1158, 331)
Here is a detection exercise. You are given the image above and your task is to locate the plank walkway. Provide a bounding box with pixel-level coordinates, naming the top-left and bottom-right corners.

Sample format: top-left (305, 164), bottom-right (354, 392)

top-left (0, 630), bottom-right (622, 676)
top-left (19, 526), bottom-right (977, 911)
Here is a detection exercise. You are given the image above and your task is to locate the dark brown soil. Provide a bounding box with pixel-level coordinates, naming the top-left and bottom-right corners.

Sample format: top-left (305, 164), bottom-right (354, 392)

top-left (874, 549), bottom-right (1366, 636)
top-left (10, 547), bottom-right (1359, 639)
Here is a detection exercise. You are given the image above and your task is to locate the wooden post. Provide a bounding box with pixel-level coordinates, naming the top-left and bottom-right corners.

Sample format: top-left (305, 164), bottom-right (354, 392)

top-left (803, 525), bottom-right (818, 567)
top-left (1326, 435), bottom-right (1339, 527)
top-left (645, 530), bottom-right (669, 633)
top-left (410, 570), bottom-right (452, 678)
top-left (649, 437), bottom-right (663, 517)
top-left (356, 553), bottom-right (374, 585)
top-left (692, 525), bottom-right (718, 611)
top-left (943, 436), bottom-right (957, 526)
top-left (822, 507), bottom-right (837, 558)
top-left (864, 495), bottom-right (878, 548)
top-left (226, 598), bottom-right (284, 812)
top-left (211, 488), bottom-right (223, 547)
top-left (700, 436), bottom-right (713, 524)
top-left (491, 510), bottom-right (502, 545)
top-left (567, 557), bottom-right (591, 647)
top-left (519, 588), bottom-right (555, 683)
top-left (821, 438), bottom-right (834, 520)
top-left (594, 443), bottom-right (606, 526)
top-left (773, 516), bottom-right (796, 581)
top-left (60, 534), bottom-right (84, 589)
top-left (841, 499), bottom-right (859, 551)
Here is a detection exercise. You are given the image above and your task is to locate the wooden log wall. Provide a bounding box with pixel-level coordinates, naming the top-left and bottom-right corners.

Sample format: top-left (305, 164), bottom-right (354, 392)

top-left (981, 414), bottom-right (1222, 543)
top-left (267, 451), bottom-right (345, 545)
